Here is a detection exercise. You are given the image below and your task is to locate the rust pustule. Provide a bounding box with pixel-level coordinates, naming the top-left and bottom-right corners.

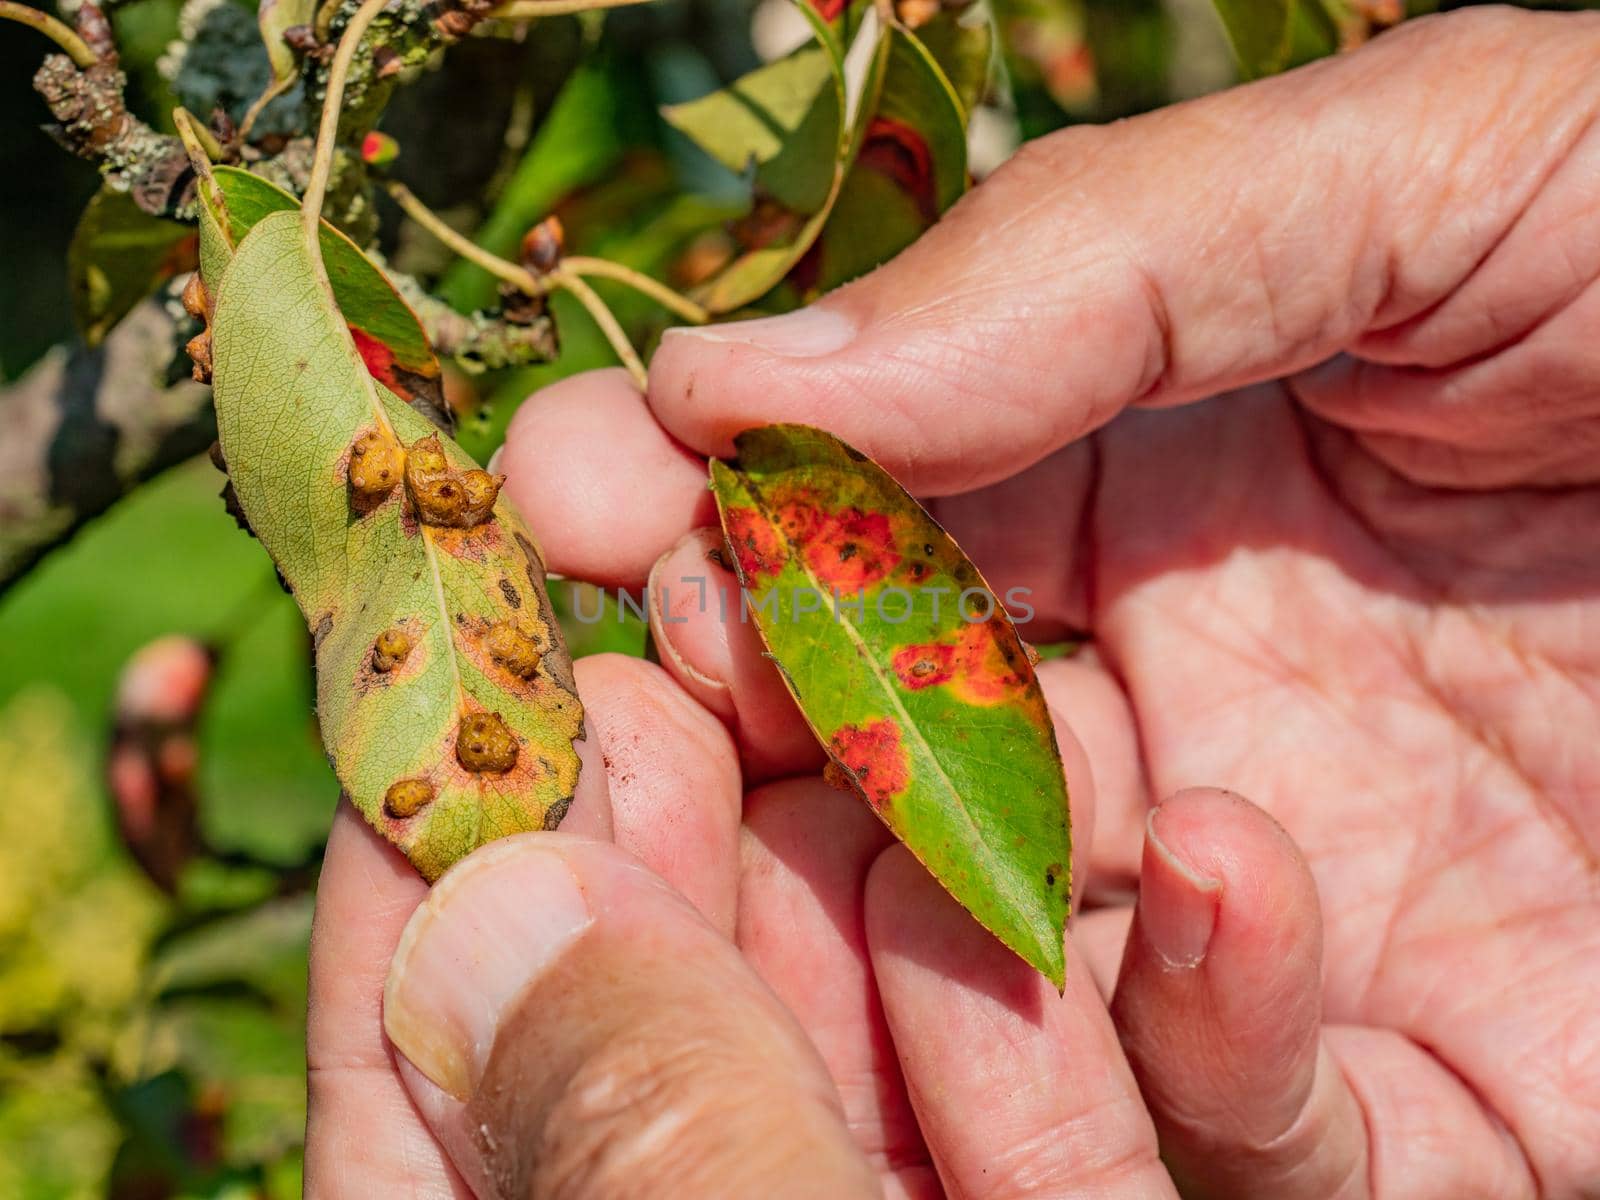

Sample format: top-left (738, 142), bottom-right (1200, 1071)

top-left (185, 329), bottom-right (213, 383)
top-left (181, 272), bottom-right (208, 320)
top-left (372, 627), bottom-right (412, 672)
top-left (485, 621), bottom-right (540, 679)
top-left (404, 435), bottom-right (502, 528)
top-left (384, 777), bottom-right (434, 818)
top-left (456, 712), bottom-right (519, 773)
top-left (348, 430), bottom-right (404, 501)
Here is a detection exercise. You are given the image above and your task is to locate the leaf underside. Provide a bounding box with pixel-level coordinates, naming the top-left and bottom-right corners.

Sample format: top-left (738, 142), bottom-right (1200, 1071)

top-left (203, 202), bottom-right (583, 881)
top-left (710, 425), bottom-right (1071, 986)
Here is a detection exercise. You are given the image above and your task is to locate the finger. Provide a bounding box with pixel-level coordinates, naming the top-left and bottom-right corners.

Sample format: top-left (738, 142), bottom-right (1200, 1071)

top-left (647, 529), bottom-right (826, 779)
top-left (499, 368), bottom-right (716, 587)
top-left (1111, 788), bottom-right (1536, 1200)
top-left (865, 845), bottom-right (1174, 1199)
top-left (648, 8), bottom-right (1600, 495)
top-left (1037, 652), bottom-right (1147, 904)
top-left (303, 657), bottom-right (718, 1195)
top-left (385, 835), bottom-right (881, 1200)
top-left (738, 779), bottom-right (936, 1198)
top-left (306, 802), bottom-right (468, 1199)
top-left (572, 652), bottom-right (743, 935)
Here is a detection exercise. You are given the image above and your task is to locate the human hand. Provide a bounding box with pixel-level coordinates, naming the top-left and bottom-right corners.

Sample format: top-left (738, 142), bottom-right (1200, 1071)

top-left (487, 8), bottom-right (1600, 1197)
top-left (303, 8), bottom-right (1600, 1197)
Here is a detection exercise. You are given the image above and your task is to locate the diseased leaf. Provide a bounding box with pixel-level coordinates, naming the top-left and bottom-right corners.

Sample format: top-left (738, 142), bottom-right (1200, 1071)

top-left (710, 426), bottom-right (1071, 986)
top-left (209, 166), bottom-right (448, 422)
top-left (69, 186), bottom-right (197, 347)
top-left (1211, 0), bottom-right (1295, 78)
top-left (805, 23), bottom-right (974, 292)
top-left (201, 203), bottom-right (583, 881)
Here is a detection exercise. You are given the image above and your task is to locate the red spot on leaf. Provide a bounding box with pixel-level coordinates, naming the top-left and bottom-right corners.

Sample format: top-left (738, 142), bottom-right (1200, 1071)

top-left (893, 621), bottom-right (1030, 705)
top-left (829, 719), bottom-right (909, 809)
top-left (859, 117), bottom-right (937, 223)
top-left (892, 642), bottom-right (959, 689)
top-left (724, 505), bottom-right (787, 578)
top-left (349, 326), bottom-right (399, 392)
top-left (808, 0), bottom-right (845, 20)
top-left (802, 507), bottom-right (901, 590)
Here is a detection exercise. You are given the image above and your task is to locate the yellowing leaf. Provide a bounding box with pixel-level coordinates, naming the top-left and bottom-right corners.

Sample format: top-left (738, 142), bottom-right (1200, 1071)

top-left (204, 205), bottom-right (582, 880)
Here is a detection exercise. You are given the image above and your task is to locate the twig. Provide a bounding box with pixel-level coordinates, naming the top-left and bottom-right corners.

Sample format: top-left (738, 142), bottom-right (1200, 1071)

top-left (0, 1), bottom-right (98, 68)
top-left (385, 179), bottom-right (545, 295)
top-left (563, 256), bottom-right (708, 324)
top-left (303, 0), bottom-right (393, 232)
top-left (0, 302), bottom-right (215, 590)
top-left (384, 181), bottom-right (657, 386)
top-left (556, 273), bottom-right (647, 387)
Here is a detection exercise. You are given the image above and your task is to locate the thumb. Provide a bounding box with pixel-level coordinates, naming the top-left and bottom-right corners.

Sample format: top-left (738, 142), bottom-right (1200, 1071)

top-left (648, 8), bottom-right (1586, 495)
top-left (384, 834), bottom-right (879, 1200)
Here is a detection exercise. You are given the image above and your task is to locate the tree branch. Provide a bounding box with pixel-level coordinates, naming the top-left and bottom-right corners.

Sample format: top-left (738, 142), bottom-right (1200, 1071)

top-left (0, 301), bottom-right (215, 590)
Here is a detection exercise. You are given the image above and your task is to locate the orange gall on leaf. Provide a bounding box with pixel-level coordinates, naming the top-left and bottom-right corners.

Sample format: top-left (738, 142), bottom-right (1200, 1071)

top-left (485, 621), bottom-right (540, 680)
top-left (520, 216), bottom-right (564, 275)
top-left (181, 271), bottom-right (208, 319)
top-left (456, 712), bottom-right (519, 774)
top-left (372, 627), bottom-right (412, 672)
top-left (828, 719), bottom-right (910, 811)
top-left (404, 435), bottom-right (499, 528)
top-left (384, 777), bottom-right (435, 818)
top-left (348, 430), bottom-right (404, 501)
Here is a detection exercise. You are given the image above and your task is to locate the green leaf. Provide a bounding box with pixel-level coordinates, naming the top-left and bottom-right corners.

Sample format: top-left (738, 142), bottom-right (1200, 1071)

top-left (258, 0), bottom-right (314, 95)
top-left (710, 426), bottom-right (1071, 986)
top-left (209, 166), bottom-right (447, 421)
top-left (68, 186), bottom-right (197, 347)
top-left (807, 23), bottom-right (975, 293)
top-left (1211, 0), bottom-right (1295, 78)
top-left (662, 45), bottom-right (841, 215)
top-left (205, 208), bottom-right (583, 881)
top-left (676, 0), bottom-right (867, 313)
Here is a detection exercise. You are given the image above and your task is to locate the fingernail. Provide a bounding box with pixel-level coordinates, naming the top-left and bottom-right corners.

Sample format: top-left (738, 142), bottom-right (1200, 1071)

top-left (647, 530), bottom-right (735, 714)
top-left (485, 446), bottom-right (504, 473)
top-left (384, 837), bottom-right (592, 1098)
top-left (1140, 806), bottom-right (1222, 969)
top-left (665, 306), bottom-right (856, 358)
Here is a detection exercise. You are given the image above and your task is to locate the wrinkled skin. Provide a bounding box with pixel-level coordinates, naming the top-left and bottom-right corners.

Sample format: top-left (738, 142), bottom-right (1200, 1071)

top-left (306, 9), bottom-right (1600, 1198)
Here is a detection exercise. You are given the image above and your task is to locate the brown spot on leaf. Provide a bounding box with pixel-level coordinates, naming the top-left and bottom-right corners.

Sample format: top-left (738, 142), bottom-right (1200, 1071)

top-left (456, 712), bottom-right (519, 773)
top-left (384, 778), bottom-right (434, 818)
top-left (313, 612), bottom-right (334, 651)
top-left (372, 627), bottom-right (412, 672)
top-left (892, 643), bottom-right (958, 689)
top-left (485, 621), bottom-right (541, 679)
top-left (498, 577), bottom-right (522, 609)
top-left (828, 719), bottom-right (910, 810)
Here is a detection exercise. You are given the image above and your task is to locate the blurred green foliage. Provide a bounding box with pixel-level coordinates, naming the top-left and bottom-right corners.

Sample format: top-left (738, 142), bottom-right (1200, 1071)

top-left (3, 0), bottom-right (1596, 1193)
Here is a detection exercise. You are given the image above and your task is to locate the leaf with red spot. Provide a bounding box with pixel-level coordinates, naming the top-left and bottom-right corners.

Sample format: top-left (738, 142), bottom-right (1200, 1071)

top-left (711, 425), bottom-right (1072, 986)
top-left (209, 166), bottom-right (450, 428)
top-left (804, 17), bottom-right (986, 293)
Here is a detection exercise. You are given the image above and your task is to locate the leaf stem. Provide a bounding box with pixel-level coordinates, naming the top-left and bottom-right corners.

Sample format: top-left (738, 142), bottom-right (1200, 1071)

top-left (385, 179), bottom-right (694, 384)
top-left (563, 256), bottom-right (708, 324)
top-left (0, 1), bottom-right (98, 68)
top-left (385, 180), bottom-right (545, 296)
top-left (303, 0), bottom-right (392, 235)
top-left (487, 0), bottom-right (652, 19)
top-left (555, 272), bottom-right (647, 388)
top-left (172, 106), bottom-right (225, 163)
